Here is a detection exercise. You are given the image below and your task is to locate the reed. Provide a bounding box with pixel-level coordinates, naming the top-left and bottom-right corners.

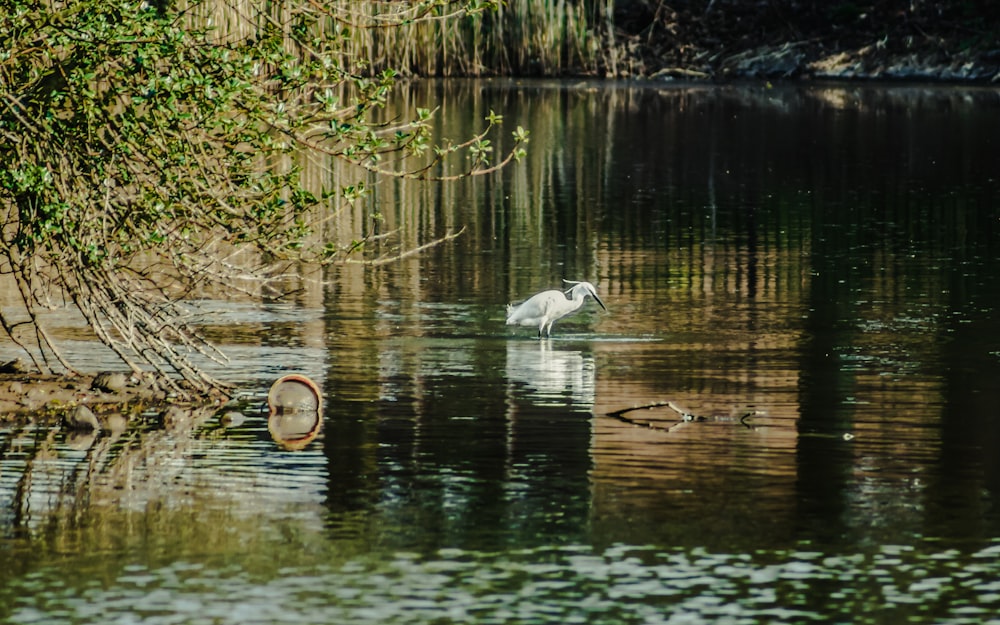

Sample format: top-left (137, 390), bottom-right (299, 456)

top-left (193, 0), bottom-right (614, 77)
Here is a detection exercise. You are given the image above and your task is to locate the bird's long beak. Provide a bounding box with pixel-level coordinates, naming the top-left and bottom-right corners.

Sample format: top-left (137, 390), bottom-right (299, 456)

top-left (592, 292), bottom-right (608, 312)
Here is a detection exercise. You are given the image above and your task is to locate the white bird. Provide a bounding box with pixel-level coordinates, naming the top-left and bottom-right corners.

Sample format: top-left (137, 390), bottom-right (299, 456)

top-left (506, 280), bottom-right (607, 337)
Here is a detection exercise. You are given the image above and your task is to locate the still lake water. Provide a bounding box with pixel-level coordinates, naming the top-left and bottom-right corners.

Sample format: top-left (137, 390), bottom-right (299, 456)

top-left (3, 80), bottom-right (1000, 623)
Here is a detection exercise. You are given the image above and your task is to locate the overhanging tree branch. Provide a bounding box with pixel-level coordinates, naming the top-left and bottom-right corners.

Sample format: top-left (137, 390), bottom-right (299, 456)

top-left (0, 0), bottom-right (525, 397)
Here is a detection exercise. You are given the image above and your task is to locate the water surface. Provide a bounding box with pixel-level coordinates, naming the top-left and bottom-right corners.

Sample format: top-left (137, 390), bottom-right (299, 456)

top-left (3, 80), bottom-right (1000, 624)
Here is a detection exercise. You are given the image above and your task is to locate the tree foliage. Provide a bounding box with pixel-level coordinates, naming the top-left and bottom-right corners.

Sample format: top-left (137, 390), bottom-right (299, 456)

top-left (0, 0), bottom-right (527, 395)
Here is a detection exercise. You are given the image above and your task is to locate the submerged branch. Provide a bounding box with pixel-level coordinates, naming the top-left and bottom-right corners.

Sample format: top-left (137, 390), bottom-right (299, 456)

top-left (606, 402), bottom-right (761, 433)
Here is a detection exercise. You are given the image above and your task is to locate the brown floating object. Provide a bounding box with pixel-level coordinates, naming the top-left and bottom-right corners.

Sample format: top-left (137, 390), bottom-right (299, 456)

top-left (267, 374), bottom-right (322, 450)
top-left (267, 374), bottom-right (322, 414)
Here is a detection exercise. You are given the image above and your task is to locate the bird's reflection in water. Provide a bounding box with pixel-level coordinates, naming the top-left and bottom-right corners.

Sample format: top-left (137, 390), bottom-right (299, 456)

top-left (505, 340), bottom-right (595, 407)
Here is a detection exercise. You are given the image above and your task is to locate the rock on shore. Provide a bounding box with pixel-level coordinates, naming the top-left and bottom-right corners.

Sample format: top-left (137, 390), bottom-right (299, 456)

top-left (0, 371), bottom-right (223, 426)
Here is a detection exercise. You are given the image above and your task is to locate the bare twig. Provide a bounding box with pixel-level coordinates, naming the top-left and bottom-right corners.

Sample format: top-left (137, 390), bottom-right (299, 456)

top-left (343, 226), bottom-right (466, 265)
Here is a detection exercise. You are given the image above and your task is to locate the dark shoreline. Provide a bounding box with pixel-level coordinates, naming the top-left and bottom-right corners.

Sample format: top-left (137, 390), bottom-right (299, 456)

top-left (601, 1), bottom-right (1000, 84)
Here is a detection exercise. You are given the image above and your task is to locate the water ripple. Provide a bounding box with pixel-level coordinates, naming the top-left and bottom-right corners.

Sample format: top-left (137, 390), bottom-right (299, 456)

top-left (7, 542), bottom-right (1000, 625)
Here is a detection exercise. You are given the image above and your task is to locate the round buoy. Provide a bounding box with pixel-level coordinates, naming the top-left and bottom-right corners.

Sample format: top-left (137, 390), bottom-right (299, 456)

top-left (267, 374), bottom-right (322, 414)
top-left (267, 374), bottom-right (322, 450)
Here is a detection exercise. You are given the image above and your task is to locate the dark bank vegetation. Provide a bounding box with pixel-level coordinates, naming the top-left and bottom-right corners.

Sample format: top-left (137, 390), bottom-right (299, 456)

top-left (611, 0), bottom-right (1000, 80)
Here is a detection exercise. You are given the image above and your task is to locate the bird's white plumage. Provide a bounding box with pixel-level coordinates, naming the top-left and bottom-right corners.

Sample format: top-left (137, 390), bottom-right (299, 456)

top-left (506, 280), bottom-right (607, 337)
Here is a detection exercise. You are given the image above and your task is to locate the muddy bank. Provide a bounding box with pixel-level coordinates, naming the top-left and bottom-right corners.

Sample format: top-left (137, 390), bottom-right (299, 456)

top-left (637, 37), bottom-right (1000, 83)
top-left (0, 369), bottom-right (227, 427)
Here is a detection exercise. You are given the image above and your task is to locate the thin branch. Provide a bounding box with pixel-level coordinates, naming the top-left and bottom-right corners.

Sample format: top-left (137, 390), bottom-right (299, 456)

top-left (342, 226), bottom-right (466, 265)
